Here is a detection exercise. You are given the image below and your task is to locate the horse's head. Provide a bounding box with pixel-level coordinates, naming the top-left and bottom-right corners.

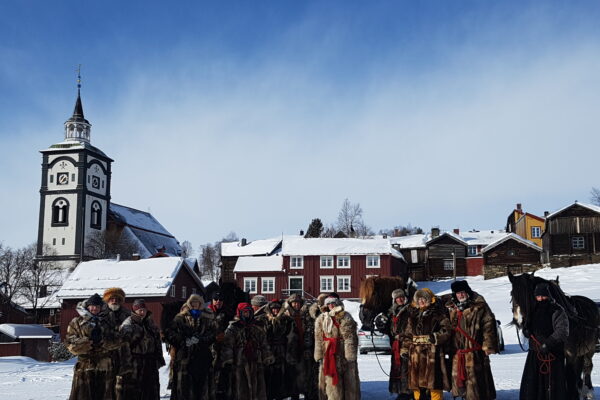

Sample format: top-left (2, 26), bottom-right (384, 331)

top-left (358, 276), bottom-right (416, 331)
top-left (508, 271), bottom-right (561, 329)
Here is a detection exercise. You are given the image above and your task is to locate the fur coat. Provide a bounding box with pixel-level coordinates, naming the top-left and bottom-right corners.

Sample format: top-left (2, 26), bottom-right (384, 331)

top-left (383, 302), bottom-right (414, 395)
top-left (265, 309), bottom-right (297, 399)
top-left (314, 305), bottom-right (361, 400)
top-left (66, 300), bottom-right (122, 400)
top-left (165, 305), bottom-right (216, 400)
top-left (446, 293), bottom-right (498, 400)
top-left (119, 311), bottom-right (165, 400)
top-left (207, 304), bottom-right (232, 400)
top-left (221, 318), bottom-right (275, 400)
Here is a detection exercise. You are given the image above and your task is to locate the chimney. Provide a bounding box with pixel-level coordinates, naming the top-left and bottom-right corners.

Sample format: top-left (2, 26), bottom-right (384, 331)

top-left (241, 238), bottom-right (247, 246)
top-left (132, 253), bottom-right (141, 261)
top-left (299, 230), bottom-right (304, 236)
top-left (431, 227), bottom-right (440, 238)
top-left (453, 228), bottom-right (460, 235)
top-left (516, 203), bottom-right (522, 211)
top-left (544, 211), bottom-right (549, 217)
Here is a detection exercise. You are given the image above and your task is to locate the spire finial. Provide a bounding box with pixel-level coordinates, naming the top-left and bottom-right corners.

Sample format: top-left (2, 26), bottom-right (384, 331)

top-left (76, 64), bottom-right (82, 91)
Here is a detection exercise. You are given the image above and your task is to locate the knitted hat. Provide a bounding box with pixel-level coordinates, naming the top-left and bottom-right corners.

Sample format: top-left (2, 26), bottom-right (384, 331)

top-left (451, 280), bottom-right (473, 297)
top-left (251, 295), bottom-right (268, 307)
top-left (268, 299), bottom-right (283, 310)
top-left (103, 287), bottom-right (125, 302)
top-left (534, 283), bottom-right (551, 297)
top-left (132, 299), bottom-right (146, 311)
top-left (391, 288), bottom-right (407, 300)
top-left (87, 293), bottom-right (104, 306)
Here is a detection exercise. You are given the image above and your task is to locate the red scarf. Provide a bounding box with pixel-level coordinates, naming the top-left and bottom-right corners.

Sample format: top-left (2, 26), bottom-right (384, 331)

top-left (322, 317), bottom-right (340, 386)
top-left (454, 309), bottom-right (482, 388)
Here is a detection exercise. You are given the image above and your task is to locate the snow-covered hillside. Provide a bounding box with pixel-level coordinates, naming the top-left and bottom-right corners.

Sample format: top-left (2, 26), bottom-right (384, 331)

top-left (1, 264), bottom-right (600, 399)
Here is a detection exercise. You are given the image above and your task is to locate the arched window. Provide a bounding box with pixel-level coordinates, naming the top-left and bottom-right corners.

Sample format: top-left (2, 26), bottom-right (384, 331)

top-left (51, 198), bottom-right (69, 226)
top-left (90, 201), bottom-right (102, 230)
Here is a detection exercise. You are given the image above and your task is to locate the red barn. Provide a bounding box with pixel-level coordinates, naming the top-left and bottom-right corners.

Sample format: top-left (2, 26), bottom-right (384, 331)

top-left (56, 257), bottom-right (204, 339)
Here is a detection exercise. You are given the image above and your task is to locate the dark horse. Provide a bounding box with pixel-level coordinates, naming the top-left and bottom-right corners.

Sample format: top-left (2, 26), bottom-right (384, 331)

top-left (358, 276), bottom-right (418, 331)
top-left (508, 271), bottom-right (599, 399)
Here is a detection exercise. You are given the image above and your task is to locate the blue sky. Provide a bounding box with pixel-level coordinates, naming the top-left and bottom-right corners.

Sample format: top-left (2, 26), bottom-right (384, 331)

top-left (2, 1), bottom-right (600, 250)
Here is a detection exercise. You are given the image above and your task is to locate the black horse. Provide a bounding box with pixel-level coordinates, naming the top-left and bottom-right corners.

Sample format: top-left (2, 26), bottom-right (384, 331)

top-left (508, 271), bottom-right (599, 399)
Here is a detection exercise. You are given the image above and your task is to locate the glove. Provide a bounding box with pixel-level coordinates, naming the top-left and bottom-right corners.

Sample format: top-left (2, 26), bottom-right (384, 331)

top-left (374, 314), bottom-right (388, 331)
top-left (186, 336), bottom-right (200, 347)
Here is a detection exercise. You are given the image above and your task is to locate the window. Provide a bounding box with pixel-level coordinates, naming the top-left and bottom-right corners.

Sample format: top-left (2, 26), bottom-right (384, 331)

top-left (290, 256), bottom-right (303, 269)
top-left (443, 259), bottom-right (454, 271)
top-left (572, 236), bottom-right (585, 250)
top-left (170, 285), bottom-right (176, 297)
top-left (51, 198), bottom-right (69, 226)
top-left (182, 286), bottom-right (187, 299)
top-left (320, 256), bottom-right (334, 269)
top-left (71, 173), bottom-right (76, 182)
top-left (411, 249), bottom-right (418, 264)
top-left (366, 255), bottom-right (380, 268)
top-left (61, 238), bottom-right (65, 245)
top-left (262, 277), bottom-right (275, 294)
top-left (49, 175), bottom-right (54, 183)
top-left (192, 288), bottom-right (197, 295)
top-left (52, 238), bottom-right (56, 246)
top-left (244, 278), bottom-right (258, 294)
top-left (320, 276), bottom-right (334, 292)
top-left (289, 276), bottom-right (303, 295)
top-left (467, 246), bottom-right (477, 256)
top-left (337, 256), bottom-right (351, 268)
top-left (531, 226), bottom-right (542, 238)
top-left (90, 201), bottom-right (102, 230)
top-left (337, 276), bottom-right (351, 292)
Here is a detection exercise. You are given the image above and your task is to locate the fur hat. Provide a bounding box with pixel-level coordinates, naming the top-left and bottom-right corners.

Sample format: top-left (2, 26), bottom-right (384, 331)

top-left (324, 296), bottom-right (342, 307)
top-left (391, 288), bottom-right (407, 300)
top-left (268, 299), bottom-right (283, 310)
top-left (186, 294), bottom-right (204, 309)
top-left (251, 295), bottom-right (268, 307)
top-left (86, 293), bottom-right (104, 306)
top-left (287, 293), bottom-right (304, 305)
top-left (451, 280), bottom-right (473, 297)
top-left (316, 293), bottom-right (329, 306)
top-left (413, 288), bottom-right (434, 307)
top-left (534, 283), bottom-right (551, 297)
top-left (103, 287), bottom-right (125, 302)
top-left (212, 291), bottom-right (225, 301)
top-left (132, 299), bottom-right (146, 311)
top-left (327, 292), bottom-right (340, 299)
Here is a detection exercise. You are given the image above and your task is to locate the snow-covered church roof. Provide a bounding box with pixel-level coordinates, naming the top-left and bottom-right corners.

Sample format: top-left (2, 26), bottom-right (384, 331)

top-left (109, 203), bottom-right (182, 258)
top-left (56, 257), bottom-right (200, 299)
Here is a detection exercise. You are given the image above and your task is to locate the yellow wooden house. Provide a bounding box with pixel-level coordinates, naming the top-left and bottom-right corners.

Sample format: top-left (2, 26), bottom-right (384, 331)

top-left (505, 203), bottom-right (545, 247)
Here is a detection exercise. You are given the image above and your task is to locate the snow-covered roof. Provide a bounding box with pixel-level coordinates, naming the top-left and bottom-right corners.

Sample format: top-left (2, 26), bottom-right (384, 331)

top-left (388, 234), bottom-right (427, 249)
top-left (460, 230), bottom-right (509, 246)
top-left (481, 233), bottom-right (542, 253)
top-left (234, 255), bottom-right (284, 273)
top-left (221, 237), bottom-right (283, 257)
top-left (546, 201), bottom-right (600, 219)
top-left (109, 203), bottom-right (182, 257)
top-left (0, 324), bottom-right (54, 339)
top-left (56, 257), bottom-right (199, 299)
top-left (426, 231), bottom-right (468, 246)
top-left (282, 237), bottom-right (404, 259)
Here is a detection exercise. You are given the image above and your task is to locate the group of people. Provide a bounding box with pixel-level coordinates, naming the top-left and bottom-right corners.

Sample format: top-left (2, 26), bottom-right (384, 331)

top-left (65, 280), bottom-right (567, 400)
top-left (376, 280), bottom-right (568, 400)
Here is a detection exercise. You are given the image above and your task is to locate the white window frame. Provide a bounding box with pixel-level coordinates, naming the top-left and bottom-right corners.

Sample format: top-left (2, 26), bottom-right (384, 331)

top-left (320, 256), bottom-right (334, 269)
top-left (170, 284), bottom-right (176, 297)
top-left (410, 249), bottom-right (418, 264)
top-left (443, 259), bottom-right (454, 271)
top-left (181, 286), bottom-right (187, 299)
top-left (467, 246), bottom-right (477, 256)
top-left (261, 277), bottom-right (275, 294)
top-left (337, 256), bottom-right (351, 269)
top-left (531, 226), bottom-right (542, 238)
top-left (572, 236), bottom-right (585, 250)
top-left (366, 255), bottom-right (380, 268)
top-left (337, 275), bottom-right (351, 292)
top-left (288, 276), bottom-right (304, 294)
top-left (244, 277), bottom-right (258, 294)
top-left (290, 256), bottom-right (304, 269)
top-left (320, 276), bottom-right (334, 292)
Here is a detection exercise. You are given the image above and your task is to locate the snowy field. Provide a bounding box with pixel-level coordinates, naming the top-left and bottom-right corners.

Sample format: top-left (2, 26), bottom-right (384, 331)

top-left (2, 264), bottom-right (600, 399)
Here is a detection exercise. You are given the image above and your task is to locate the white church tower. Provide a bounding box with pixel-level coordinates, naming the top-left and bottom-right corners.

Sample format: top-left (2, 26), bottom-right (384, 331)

top-left (36, 75), bottom-right (113, 270)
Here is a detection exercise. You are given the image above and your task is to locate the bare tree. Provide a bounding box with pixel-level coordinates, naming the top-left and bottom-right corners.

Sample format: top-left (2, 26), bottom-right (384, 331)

top-left (221, 231), bottom-right (239, 243)
top-left (336, 198), bottom-right (366, 237)
top-left (321, 224), bottom-right (338, 238)
top-left (181, 240), bottom-right (194, 258)
top-left (199, 243), bottom-right (219, 281)
top-left (85, 229), bottom-right (142, 260)
top-left (0, 243), bottom-right (27, 304)
top-left (591, 187), bottom-right (600, 206)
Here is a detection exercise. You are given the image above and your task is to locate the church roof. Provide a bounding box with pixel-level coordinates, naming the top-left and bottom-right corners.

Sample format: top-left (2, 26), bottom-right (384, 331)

top-left (66, 90), bottom-right (90, 124)
top-left (109, 203), bottom-right (182, 257)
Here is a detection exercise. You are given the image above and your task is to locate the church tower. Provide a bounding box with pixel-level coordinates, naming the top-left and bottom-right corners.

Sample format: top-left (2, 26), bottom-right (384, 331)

top-left (36, 76), bottom-right (113, 270)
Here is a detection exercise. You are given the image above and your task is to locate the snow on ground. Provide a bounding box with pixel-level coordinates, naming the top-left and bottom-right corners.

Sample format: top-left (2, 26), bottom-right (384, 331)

top-left (2, 263), bottom-right (600, 399)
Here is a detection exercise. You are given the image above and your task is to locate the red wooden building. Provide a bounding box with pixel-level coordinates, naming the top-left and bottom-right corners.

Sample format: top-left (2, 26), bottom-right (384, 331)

top-left (56, 257), bottom-right (204, 338)
top-left (233, 237), bottom-right (407, 300)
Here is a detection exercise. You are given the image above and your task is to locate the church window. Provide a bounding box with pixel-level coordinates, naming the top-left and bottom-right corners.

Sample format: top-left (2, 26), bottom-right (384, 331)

top-left (50, 175), bottom-right (54, 183)
top-left (51, 198), bottom-right (69, 226)
top-left (90, 201), bottom-right (102, 230)
top-left (87, 176), bottom-right (90, 183)
top-left (62, 238), bottom-right (65, 245)
top-left (52, 238), bottom-right (56, 245)
top-left (102, 180), bottom-right (105, 189)
top-left (71, 173), bottom-right (76, 182)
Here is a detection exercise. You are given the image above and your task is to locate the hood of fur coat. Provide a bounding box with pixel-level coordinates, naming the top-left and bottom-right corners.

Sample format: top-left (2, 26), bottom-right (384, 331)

top-left (76, 299), bottom-right (108, 320)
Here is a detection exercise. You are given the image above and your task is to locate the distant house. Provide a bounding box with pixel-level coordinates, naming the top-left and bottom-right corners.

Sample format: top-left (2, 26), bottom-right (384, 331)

top-left (0, 324), bottom-right (54, 361)
top-left (233, 237), bottom-right (406, 300)
top-left (220, 237), bottom-right (284, 283)
top-left (460, 229), bottom-right (509, 276)
top-left (389, 234), bottom-right (427, 280)
top-left (482, 233), bottom-right (542, 279)
top-left (56, 256), bottom-right (204, 338)
top-left (425, 229), bottom-right (468, 278)
top-left (506, 203), bottom-right (545, 247)
top-left (542, 201), bottom-right (600, 267)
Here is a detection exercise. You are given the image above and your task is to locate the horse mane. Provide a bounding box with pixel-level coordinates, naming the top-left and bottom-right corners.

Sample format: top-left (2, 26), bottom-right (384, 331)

top-left (359, 276), bottom-right (407, 310)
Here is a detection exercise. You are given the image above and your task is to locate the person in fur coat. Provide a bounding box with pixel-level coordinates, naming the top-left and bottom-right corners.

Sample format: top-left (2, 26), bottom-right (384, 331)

top-left (165, 294), bottom-right (216, 400)
top-left (66, 293), bottom-right (122, 400)
top-left (314, 295), bottom-right (361, 400)
top-left (403, 288), bottom-right (451, 400)
top-left (222, 302), bottom-right (275, 400)
top-left (103, 287), bottom-right (132, 399)
top-left (446, 280), bottom-right (498, 400)
top-left (264, 299), bottom-right (297, 400)
top-left (376, 288), bottom-right (414, 400)
top-left (119, 299), bottom-right (166, 400)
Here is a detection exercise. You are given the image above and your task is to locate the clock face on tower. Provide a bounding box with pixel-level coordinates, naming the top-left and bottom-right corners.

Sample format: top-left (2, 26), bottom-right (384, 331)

top-left (57, 172), bottom-right (69, 185)
top-left (91, 176), bottom-right (100, 189)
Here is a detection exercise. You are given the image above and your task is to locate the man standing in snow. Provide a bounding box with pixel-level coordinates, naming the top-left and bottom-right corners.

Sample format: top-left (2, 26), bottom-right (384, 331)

top-left (103, 287), bottom-right (132, 399)
top-left (519, 282), bottom-right (568, 400)
top-left (446, 280), bottom-right (498, 400)
top-left (66, 293), bottom-right (122, 400)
